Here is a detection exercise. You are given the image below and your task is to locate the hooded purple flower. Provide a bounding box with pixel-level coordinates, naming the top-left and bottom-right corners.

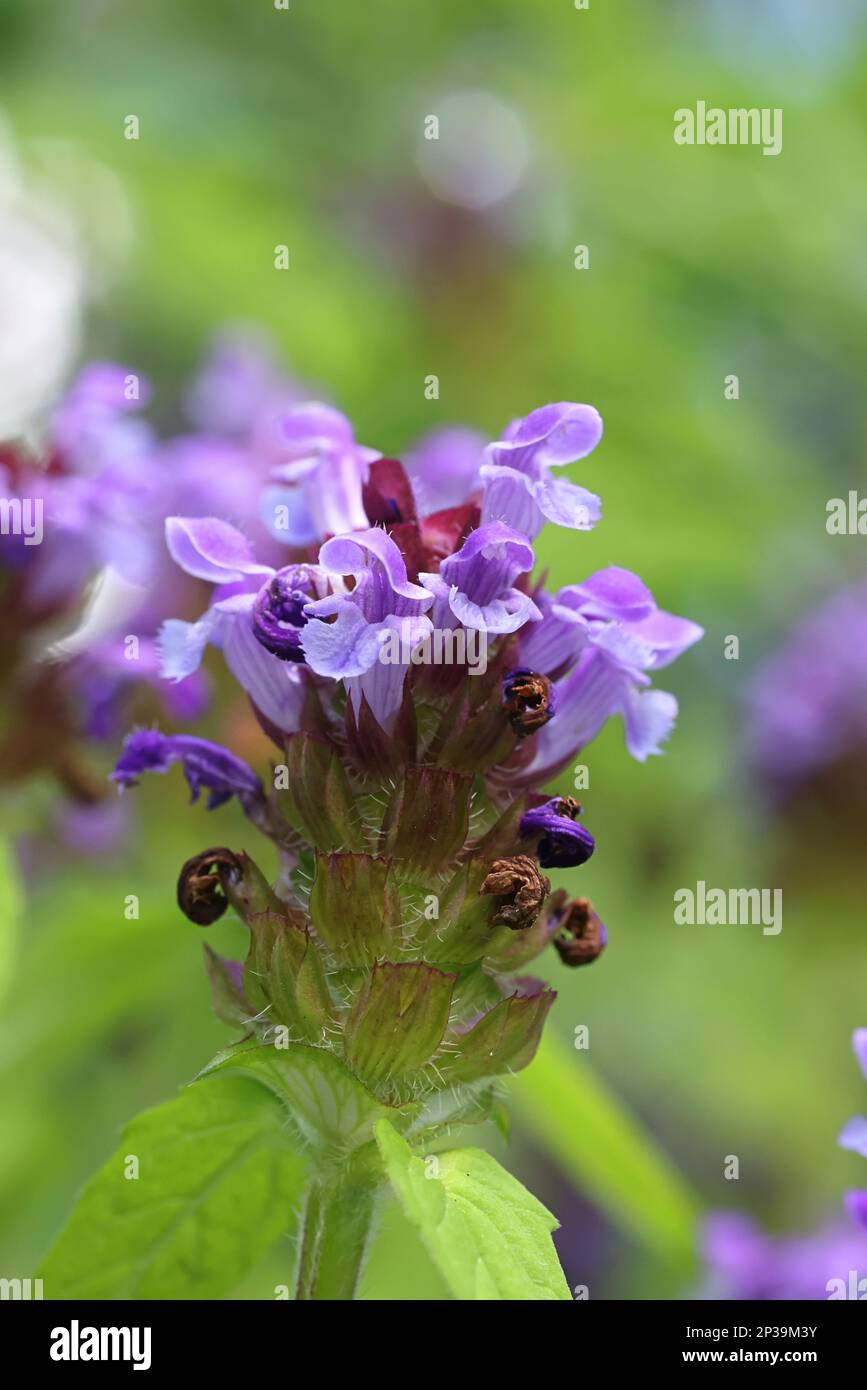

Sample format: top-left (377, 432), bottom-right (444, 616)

top-left (300, 527), bottom-right (434, 730)
top-left (480, 402), bottom-right (603, 540)
top-left (520, 797), bottom-right (595, 869)
top-left (506, 565), bottom-right (702, 779)
top-left (419, 521), bottom-right (541, 634)
top-left (839, 1027), bottom-right (867, 1232)
top-left (159, 516), bottom-right (319, 734)
top-left (261, 403), bottom-right (381, 546)
top-left (111, 730), bottom-right (262, 811)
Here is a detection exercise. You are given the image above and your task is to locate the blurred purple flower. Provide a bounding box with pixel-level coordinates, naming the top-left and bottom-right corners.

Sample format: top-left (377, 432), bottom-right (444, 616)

top-left (261, 403), bottom-right (381, 546)
top-left (747, 583), bottom-right (867, 799)
top-left (701, 1211), bottom-right (867, 1300)
top-left (403, 426), bottom-right (486, 514)
top-left (839, 1027), bottom-right (867, 1232)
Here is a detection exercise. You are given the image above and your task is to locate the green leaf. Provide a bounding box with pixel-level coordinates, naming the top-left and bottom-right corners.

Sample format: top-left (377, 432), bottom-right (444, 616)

top-left (374, 1119), bottom-right (571, 1301)
top-left (39, 1074), bottom-right (308, 1299)
top-left (198, 1041), bottom-right (414, 1154)
top-left (509, 1032), bottom-right (699, 1269)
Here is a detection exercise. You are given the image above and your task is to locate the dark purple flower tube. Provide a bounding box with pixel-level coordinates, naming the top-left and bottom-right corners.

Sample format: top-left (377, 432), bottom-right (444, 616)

top-left (252, 565), bottom-right (319, 661)
top-left (111, 730), bottom-right (263, 811)
top-left (519, 795), bottom-right (595, 869)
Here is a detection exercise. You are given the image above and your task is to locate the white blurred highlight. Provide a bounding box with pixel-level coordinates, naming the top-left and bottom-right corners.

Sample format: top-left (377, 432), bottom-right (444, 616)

top-left (416, 90), bottom-right (530, 210)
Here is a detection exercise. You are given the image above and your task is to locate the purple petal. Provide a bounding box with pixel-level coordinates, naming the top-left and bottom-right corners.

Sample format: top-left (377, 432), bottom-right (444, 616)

top-left (839, 1115), bottom-right (867, 1159)
top-left (220, 610), bottom-right (308, 733)
top-left (568, 567), bottom-right (655, 623)
top-left (318, 528), bottom-right (433, 614)
top-left (111, 730), bottom-right (262, 810)
top-left (159, 609), bottom-right (222, 682)
top-left (844, 1190), bottom-right (867, 1231)
top-left (422, 522), bottom-right (540, 634)
top-left (480, 463), bottom-right (545, 538)
top-left (622, 686), bottom-right (679, 760)
top-left (518, 589), bottom-right (589, 675)
top-left (626, 608), bottom-right (705, 669)
top-left (520, 797), bottom-right (595, 869)
top-left (404, 426), bottom-right (485, 513)
top-left (495, 403), bottom-right (603, 471)
top-left (165, 516), bottom-right (272, 584)
top-left (532, 474), bottom-right (602, 530)
top-left (853, 1028), bottom-right (867, 1081)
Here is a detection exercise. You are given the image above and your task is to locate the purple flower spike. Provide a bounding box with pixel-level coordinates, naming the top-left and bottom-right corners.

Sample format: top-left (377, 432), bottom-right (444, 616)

top-left (420, 521), bottom-right (541, 634)
top-left (252, 565), bottom-right (320, 661)
top-left (111, 730), bottom-right (262, 811)
top-left (520, 796), bottom-right (596, 869)
top-left (481, 402), bottom-right (603, 539)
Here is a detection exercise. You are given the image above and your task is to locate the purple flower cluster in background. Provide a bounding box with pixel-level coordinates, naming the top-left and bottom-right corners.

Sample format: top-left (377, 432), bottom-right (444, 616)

top-left (702, 1029), bottom-right (867, 1299)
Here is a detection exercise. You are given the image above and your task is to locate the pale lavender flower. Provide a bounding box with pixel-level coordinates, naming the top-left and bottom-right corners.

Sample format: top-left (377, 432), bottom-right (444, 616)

top-left (480, 402), bottom-right (604, 539)
top-left (261, 403), bottom-right (381, 545)
top-left (505, 566), bottom-right (702, 779)
top-left (300, 528), bottom-right (433, 730)
top-left (159, 516), bottom-right (315, 734)
top-left (419, 521), bottom-right (541, 634)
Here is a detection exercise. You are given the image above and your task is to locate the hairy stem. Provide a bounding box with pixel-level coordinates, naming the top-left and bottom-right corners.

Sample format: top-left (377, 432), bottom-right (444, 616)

top-left (294, 1175), bottom-right (378, 1300)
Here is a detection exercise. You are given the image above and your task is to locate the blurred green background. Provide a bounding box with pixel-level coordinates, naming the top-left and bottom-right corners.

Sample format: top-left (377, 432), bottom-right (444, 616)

top-left (2, 0), bottom-right (867, 1298)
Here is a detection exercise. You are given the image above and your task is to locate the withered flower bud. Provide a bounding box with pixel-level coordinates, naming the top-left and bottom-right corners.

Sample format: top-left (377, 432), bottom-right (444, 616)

top-left (480, 854), bottom-right (552, 930)
top-left (177, 847), bottom-right (243, 925)
top-left (502, 668), bottom-right (555, 738)
top-left (553, 896), bottom-right (607, 967)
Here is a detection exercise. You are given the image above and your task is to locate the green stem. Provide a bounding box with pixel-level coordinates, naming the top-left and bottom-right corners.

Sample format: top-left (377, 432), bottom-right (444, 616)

top-left (295, 1175), bottom-right (378, 1300)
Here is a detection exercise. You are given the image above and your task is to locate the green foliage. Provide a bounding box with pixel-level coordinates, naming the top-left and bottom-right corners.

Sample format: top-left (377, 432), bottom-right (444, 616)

top-left (375, 1119), bottom-right (571, 1301)
top-left (39, 1075), bottom-right (309, 1299)
top-left (511, 1034), bottom-right (699, 1271)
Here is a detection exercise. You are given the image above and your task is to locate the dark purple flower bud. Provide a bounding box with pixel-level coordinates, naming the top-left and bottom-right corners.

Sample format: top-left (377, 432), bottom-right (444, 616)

top-left (111, 730), bottom-right (262, 811)
top-left (519, 795), bottom-right (595, 869)
top-left (551, 896), bottom-right (607, 967)
top-left (251, 566), bottom-right (319, 661)
top-left (502, 667), bottom-right (555, 738)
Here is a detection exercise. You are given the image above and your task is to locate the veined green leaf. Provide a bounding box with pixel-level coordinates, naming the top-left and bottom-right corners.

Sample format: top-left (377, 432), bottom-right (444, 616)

top-left (375, 1119), bottom-right (571, 1301)
top-left (39, 1074), bottom-right (308, 1299)
top-left (198, 1041), bottom-right (415, 1153)
top-left (509, 1032), bottom-right (700, 1269)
